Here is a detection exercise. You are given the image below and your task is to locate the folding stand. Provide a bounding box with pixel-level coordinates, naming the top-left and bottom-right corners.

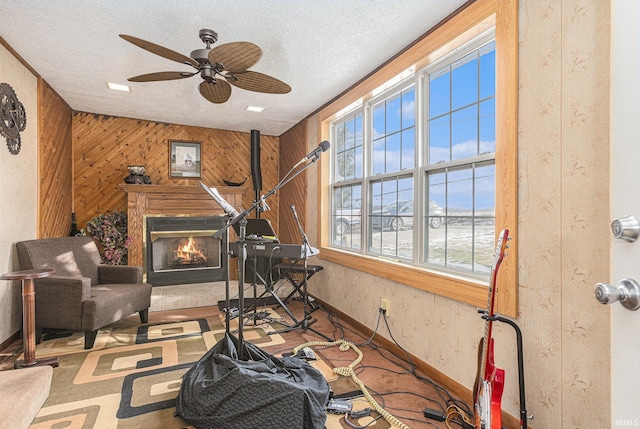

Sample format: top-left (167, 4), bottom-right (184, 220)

top-left (273, 263), bottom-right (324, 313)
top-left (268, 205), bottom-right (332, 341)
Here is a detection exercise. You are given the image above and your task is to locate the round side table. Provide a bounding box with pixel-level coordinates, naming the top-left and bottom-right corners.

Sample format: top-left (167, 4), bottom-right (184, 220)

top-left (1, 268), bottom-right (59, 368)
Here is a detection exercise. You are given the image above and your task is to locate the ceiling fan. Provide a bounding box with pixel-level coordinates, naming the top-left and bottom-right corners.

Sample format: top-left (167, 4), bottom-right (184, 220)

top-left (119, 29), bottom-right (291, 104)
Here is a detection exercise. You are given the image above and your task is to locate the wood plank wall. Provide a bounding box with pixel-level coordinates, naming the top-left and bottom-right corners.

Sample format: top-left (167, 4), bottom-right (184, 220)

top-left (38, 80), bottom-right (73, 238)
top-left (278, 121), bottom-right (308, 245)
top-left (71, 113), bottom-right (280, 235)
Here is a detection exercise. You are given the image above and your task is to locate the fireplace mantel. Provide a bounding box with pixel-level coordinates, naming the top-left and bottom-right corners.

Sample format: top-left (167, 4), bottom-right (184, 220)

top-left (121, 184), bottom-right (244, 267)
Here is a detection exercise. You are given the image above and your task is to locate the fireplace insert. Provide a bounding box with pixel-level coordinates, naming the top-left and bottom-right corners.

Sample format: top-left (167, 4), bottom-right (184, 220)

top-left (145, 215), bottom-right (227, 286)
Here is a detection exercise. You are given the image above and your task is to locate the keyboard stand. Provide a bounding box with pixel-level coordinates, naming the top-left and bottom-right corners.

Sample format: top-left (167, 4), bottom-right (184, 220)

top-left (244, 254), bottom-right (300, 329)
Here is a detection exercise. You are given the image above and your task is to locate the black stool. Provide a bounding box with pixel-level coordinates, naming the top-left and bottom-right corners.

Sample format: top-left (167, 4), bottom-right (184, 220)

top-left (273, 263), bottom-right (324, 312)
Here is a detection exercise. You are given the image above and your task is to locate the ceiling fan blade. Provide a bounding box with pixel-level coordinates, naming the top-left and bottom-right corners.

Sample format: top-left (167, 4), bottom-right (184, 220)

top-left (120, 34), bottom-right (198, 68)
top-left (208, 42), bottom-right (262, 73)
top-left (228, 71), bottom-right (291, 94)
top-left (199, 80), bottom-right (232, 104)
top-left (127, 71), bottom-right (197, 82)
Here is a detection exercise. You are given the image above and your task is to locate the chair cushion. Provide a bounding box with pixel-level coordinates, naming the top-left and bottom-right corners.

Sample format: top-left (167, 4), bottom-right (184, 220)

top-left (0, 366), bottom-right (53, 429)
top-left (17, 237), bottom-right (102, 286)
top-left (82, 283), bottom-right (153, 330)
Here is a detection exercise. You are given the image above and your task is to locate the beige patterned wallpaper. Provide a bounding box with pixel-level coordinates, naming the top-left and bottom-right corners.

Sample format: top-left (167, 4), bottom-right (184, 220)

top-left (0, 43), bottom-right (39, 344)
top-left (308, 1), bottom-right (611, 427)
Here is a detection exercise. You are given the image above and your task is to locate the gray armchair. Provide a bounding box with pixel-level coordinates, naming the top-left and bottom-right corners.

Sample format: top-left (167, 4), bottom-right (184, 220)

top-left (16, 236), bottom-right (152, 349)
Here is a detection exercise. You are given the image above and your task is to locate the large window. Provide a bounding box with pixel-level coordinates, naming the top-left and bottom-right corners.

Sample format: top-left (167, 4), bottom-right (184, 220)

top-left (319, 0), bottom-right (518, 316)
top-left (423, 38), bottom-right (496, 277)
top-left (330, 33), bottom-right (496, 280)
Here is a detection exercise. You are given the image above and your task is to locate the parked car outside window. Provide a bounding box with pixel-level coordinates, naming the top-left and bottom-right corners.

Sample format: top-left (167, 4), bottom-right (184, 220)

top-left (371, 200), bottom-right (443, 231)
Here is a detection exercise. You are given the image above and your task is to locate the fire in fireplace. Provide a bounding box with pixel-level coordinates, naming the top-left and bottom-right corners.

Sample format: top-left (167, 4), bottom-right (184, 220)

top-left (172, 237), bottom-right (208, 267)
top-left (145, 215), bottom-right (228, 286)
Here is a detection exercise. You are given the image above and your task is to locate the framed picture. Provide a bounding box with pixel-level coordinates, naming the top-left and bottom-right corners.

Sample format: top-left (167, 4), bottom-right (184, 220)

top-left (169, 140), bottom-right (201, 178)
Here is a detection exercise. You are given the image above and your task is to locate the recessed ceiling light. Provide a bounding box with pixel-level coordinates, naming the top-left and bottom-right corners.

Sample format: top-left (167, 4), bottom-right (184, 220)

top-left (246, 106), bottom-right (264, 113)
top-left (107, 82), bottom-right (131, 92)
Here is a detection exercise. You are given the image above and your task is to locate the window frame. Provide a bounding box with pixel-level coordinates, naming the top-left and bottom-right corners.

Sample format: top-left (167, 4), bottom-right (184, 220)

top-left (317, 0), bottom-right (518, 317)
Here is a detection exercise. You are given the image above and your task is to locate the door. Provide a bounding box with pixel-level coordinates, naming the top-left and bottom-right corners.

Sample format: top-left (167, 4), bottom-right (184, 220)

top-left (609, 0), bottom-right (640, 426)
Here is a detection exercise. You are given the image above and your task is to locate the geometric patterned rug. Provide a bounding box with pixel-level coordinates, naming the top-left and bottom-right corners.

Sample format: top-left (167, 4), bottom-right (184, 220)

top-left (24, 309), bottom-right (397, 429)
top-left (28, 312), bottom-right (285, 429)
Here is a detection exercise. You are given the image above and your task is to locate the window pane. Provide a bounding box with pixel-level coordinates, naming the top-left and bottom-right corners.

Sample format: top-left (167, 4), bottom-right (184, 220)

top-left (452, 52), bottom-right (478, 110)
top-left (479, 98), bottom-right (495, 153)
top-left (355, 145), bottom-right (363, 178)
top-left (332, 184), bottom-right (362, 249)
top-left (401, 128), bottom-right (415, 169)
top-left (386, 134), bottom-right (401, 172)
top-left (402, 88), bottom-right (415, 128)
top-left (368, 176), bottom-right (414, 259)
top-left (429, 69), bottom-right (450, 119)
top-left (386, 94), bottom-right (401, 134)
top-left (425, 170), bottom-right (446, 265)
top-left (446, 216), bottom-right (474, 270)
top-left (333, 112), bottom-right (363, 182)
top-left (345, 148), bottom-right (357, 180)
top-left (334, 152), bottom-right (344, 182)
top-left (475, 164), bottom-right (495, 214)
top-left (474, 217), bottom-right (495, 274)
top-left (427, 40), bottom-right (495, 168)
top-left (345, 119), bottom-right (355, 149)
top-left (372, 138), bottom-right (385, 176)
top-left (424, 162), bottom-right (495, 276)
top-left (371, 84), bottom-right (416, 175)
top-left (474, 163), bottom-right (496, 274)
top-left (373, 104), bottom-right (385, 139)
top-left (451, 105), bottom-right (478, 160)
top-left (335, 122), bottom-right (345, 152)
top-left (429, 114), bottom-right (450, 164)
top-left (448, 168), bottom-right (473, 213)
top-left (479, 41), bottom-right (496, 100)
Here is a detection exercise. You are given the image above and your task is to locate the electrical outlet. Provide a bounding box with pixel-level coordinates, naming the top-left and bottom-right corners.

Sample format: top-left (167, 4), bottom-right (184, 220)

top-left (380, 298), bottom-right (390, 316)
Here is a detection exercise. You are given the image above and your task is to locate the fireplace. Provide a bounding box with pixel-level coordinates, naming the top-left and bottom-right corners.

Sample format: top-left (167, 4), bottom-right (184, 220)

top-left (145, 215), bottom-right (228, 286)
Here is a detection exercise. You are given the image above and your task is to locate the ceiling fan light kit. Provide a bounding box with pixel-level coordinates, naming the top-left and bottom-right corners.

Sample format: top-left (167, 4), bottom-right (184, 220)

top-left (120, 29), bottom-right (291, 104)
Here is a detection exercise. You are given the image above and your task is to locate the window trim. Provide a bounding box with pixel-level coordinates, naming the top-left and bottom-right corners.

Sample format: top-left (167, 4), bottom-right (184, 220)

top-left (317, 0), bottom-right (518, 317)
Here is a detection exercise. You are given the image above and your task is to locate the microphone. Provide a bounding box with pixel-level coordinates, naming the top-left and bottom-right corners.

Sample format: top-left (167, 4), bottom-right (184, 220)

top-left (302, 140), bottom-right (331, 162)
top-left (199, 182), bottom-right (240, 220)
top-left (260, 196), bottom-right (270, 212)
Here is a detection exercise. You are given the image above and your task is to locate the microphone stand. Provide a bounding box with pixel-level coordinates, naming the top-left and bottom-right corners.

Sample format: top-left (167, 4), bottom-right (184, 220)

top-left (289, 205), bottom-right (332, 341)
top-left (214, 214), bottom-right (248, 360)
top-left (205, 151), bottom-right (325, 358)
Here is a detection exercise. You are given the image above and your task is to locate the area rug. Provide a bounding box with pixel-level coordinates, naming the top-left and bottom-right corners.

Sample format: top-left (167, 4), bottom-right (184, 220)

top-left (23, 310), bottom-right (398, 429)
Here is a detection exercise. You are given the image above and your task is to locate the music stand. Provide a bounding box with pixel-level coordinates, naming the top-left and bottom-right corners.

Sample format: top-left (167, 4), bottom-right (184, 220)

top-left (232, 218), bottom-right (278, 241)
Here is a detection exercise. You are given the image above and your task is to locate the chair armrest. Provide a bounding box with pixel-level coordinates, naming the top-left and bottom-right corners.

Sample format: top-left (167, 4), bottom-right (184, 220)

top-left (33, 275), bottom-right (92, 331)
top-left (35, 275), bottom-right (92, 302)
top-left (98, 264), bottom-right (143, 284)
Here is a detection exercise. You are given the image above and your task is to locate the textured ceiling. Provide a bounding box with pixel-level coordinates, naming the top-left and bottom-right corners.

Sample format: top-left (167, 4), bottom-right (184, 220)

top-left (0, 0), bottom-right (467, 136)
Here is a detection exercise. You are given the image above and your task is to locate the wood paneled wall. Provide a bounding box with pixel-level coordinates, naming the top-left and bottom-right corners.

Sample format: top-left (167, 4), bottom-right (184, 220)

top-left (38, 80), bottom-right (73, 238)
top-left (71, 112), bottom-right (279, 234)
top-left (278, 121), bottom-right (308, 245)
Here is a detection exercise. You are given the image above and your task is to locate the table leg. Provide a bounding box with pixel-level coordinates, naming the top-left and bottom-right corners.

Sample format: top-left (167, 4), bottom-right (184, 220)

top-left (14, 278), bottom-right (58, 369)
